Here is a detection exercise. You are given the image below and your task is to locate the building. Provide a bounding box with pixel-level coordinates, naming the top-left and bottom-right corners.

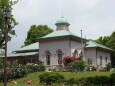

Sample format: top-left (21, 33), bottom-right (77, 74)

top-left (6, 42), bottom-right (39, 65)
top-left (4, 16), bottom-right (112, 69)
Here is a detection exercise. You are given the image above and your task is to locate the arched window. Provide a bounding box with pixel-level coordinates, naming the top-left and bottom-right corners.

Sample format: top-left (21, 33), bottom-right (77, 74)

top-left (56, 49), bottom-right (63, 65)
top-left (45, 50), bottom-right (51, 65)
top-left (73, 50), bottom-right (78, 57)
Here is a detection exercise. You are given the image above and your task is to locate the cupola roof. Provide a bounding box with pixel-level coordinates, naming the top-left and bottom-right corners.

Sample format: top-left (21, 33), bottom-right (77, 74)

top-left (55, 16), bottom-right (70, 25)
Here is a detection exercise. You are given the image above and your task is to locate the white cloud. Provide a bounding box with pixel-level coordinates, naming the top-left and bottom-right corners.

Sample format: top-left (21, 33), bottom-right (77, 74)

top-left (74, 0), bottom-right (103, 10)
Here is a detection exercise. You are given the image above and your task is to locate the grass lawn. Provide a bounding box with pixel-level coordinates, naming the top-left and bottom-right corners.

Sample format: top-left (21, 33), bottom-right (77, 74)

top-left (0, 72), bottom-right (114, 86)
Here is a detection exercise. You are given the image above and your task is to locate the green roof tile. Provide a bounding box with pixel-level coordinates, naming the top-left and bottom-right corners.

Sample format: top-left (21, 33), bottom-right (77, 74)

top-left (15, 42), bottom-right (39, 52)
top-left (38, 30), bottom-right (87, 41)
top-left (86, 41), bottom-right (112, 50)
top-left (55, 16), bottom-right (70, 25)
top-left (6, 52), bottom-right (39, 57)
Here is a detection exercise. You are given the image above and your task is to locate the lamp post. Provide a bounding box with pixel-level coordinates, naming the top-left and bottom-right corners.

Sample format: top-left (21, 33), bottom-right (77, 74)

top-left (3, 9), bottom-right (11, 86)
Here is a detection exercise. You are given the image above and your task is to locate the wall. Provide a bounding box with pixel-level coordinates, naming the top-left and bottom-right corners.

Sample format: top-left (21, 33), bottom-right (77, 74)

top-left (39, 39), bottom-right (70, 66)
top-left (85, 48), bottom-right (111, 67)
top-left (85, 48), bottom-right (97, 66)
top-left (70, 40), bottom-right (86, 60)
top-left (97, 49), bottom-right (111, 67)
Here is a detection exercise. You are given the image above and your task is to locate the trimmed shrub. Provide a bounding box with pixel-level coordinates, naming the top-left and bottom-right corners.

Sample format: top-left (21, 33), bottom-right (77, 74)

top-left (72, 61), bottom-right (86, 72)
top-left (65, 78), bottom-right (75, 86)
top-left (39, 72), bottom-right (64, 85)
top-left (109, 73), bottom-right (115, 85)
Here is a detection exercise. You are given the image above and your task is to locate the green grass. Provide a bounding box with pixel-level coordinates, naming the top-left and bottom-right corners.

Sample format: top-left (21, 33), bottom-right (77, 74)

top-left (0, 72), bottom-right (114, 86)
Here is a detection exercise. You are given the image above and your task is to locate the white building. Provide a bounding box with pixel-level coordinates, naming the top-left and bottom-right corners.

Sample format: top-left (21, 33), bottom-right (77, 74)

top-left (38, 16), bottom-right (112, 69)
top-left (6, 17), bottom-right (112, 69)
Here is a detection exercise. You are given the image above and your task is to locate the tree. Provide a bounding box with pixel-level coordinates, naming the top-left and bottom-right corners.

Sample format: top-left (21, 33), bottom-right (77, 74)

top-left (94, 36), bottom-right (110, 47)
top-left (23, 25), bottom-right (53, 46)
top-left (0, 0), bottom-right (18, 49)
top-left (107, 32), bottom-right (115, 67)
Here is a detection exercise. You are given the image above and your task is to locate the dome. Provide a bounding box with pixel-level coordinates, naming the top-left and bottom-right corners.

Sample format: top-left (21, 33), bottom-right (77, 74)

top-left (55, 16), bottom-right (70, 26)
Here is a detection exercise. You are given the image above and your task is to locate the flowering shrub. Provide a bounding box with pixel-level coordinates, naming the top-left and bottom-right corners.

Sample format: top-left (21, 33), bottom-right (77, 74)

top-left (0, 64), bottom-right (46, 81)
top-left (62, 56), bottom-right (80, 66)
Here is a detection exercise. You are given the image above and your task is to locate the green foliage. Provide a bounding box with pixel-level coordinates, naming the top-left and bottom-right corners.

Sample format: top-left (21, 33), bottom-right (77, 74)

top-left (65, 78), bottom-right (75, 86)
top-left (39, 72), bottom-right (64, 85)
top-left (86, 66), bottom-right (97, 71)
top-left (87, 58), bottom-right (92, 65)
top-left (23, 25), bottom-right (53, 46)
top-left (94, 36), bottom-right (110, 47)
top-left (0, 72), bottom-right (113, 86)
top-left (0, 64), bottom-right (45, 81)
top-left (0, 58), bottom-right (3, 68)
top-left (76, 74), bottom-right (115, 86)
top-left (105, 62), bottom-right (112, 71)
top-left (0, 0), bottom-right (18, 48)
top-left (72, 61), bottom-right (86, 72)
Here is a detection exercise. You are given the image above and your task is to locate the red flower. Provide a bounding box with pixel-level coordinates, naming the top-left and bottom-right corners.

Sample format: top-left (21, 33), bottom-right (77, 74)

top-left (27, 80), bottom-right (32, 84)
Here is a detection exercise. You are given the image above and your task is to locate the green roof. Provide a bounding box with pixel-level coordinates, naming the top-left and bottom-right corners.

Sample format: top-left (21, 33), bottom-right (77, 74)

top-left (38, 30), bottom-right (87, 41)
top-left (86, 41), bottom-right (112, 51)
top-left (15, 42), bottom-right (39, 52)
top-left (55, 16), bottom-right (70, 25)
top-left (7, 52), bottom-right (39, 57)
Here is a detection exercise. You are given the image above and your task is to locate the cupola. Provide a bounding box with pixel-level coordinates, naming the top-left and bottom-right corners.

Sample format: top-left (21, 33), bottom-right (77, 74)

top-left (55, 16), bottom-right (70, 31)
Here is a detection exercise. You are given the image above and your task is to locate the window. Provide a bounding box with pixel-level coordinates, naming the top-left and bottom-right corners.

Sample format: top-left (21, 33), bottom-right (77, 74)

top-left (100, 56), bottom-right (102, 65)
top-left (46, 54), bottom-right (50, 65)
top-left (105, 57), bottom-right (107, 63)
top-left (57, 49), bottom-right (63, 65)
top-left (45, 50), bottom-right (51, 65)
top-left (73, 50), bottom-right (78, 57)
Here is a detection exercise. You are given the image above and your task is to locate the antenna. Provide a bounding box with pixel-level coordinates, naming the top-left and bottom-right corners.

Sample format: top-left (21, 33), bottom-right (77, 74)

top-left (61, 9), bottom-right (63, 17)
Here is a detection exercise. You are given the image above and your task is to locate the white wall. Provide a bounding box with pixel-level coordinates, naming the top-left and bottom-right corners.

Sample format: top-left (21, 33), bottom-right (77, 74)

top-left (85, 48), bottom-right (111, 67)
top-left (97, 49), bottom-right (111, 67)
top-left (70, 40), bottom-right (86, 60)
top-left (39, 39), bottom-right (70, 66)
top-left (85, 48), bottom-right (97, 66)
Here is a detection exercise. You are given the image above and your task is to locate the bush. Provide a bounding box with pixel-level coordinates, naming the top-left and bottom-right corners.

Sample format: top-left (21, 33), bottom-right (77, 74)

top-left (0, 64), bottom-right (46, 81)
top-left (39, 72), bottom-right (64, 85)
top-left (86, 65), bottom-right (97, 71)
top-left (65, 78), bottom-right (75, 86)
top-left (109, 73), bottom-right (115, 85)
top-left (72, 61), bottom-right (86, 72)
top-left (75, 73), bottom-right (115, 86)
top-left (62, 56), bottom-right (79, 66)
top-left (105, 62), bottom-right (112, 71)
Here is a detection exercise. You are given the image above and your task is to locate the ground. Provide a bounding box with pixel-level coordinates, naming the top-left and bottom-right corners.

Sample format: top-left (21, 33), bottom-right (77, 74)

top-left (0, 72), bottom-right (113, 86)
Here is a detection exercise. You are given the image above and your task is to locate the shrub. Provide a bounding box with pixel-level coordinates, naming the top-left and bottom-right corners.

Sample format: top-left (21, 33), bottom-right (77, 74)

top-left (39, 72), bottom-right (64, 85)
top-left (0, 64), bottom-right (46, 81)
top-left (65, 78), bottom-right (75, 86)
top-left (86, 65), bottom-right (97, 71)
top-left (72, 61), bottom-right (86, 72)
top-left (109, 73), bottom-right (115, 85)
top-left (62, 56), bottom-right (79, 66)
top-left (105, 62), bottom-right (112, 71)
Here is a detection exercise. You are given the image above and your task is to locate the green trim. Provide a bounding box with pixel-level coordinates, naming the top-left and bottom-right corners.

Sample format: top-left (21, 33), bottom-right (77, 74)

top-left (38, 35), bottom-right (87, 41)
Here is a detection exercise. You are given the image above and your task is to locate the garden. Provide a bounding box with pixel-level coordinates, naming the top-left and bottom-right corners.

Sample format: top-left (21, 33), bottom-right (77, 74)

top-left (0, 56), bottom-right (115, 86)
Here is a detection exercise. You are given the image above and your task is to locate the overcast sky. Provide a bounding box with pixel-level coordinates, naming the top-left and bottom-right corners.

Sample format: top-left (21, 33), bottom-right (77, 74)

top-left (8, 0), bottom-right (115, 52)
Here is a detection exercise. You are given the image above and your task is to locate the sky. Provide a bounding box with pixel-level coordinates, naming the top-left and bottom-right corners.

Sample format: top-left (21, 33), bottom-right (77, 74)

top-left (7, 0), bottom-right (115, 52)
